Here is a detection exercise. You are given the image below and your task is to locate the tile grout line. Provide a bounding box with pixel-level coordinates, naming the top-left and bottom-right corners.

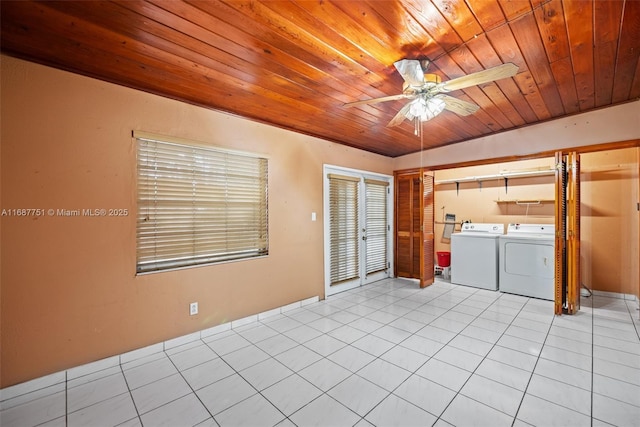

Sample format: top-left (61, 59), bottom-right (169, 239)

top-left (205, 337), bottom-right (294, 423)
top-left (428, 287), bottom-right (538, 425)
top-left (589, 295), bottom-right (640, 418)
top-left (310, 280), bottom-right (415, 425)
top-left (591, 293), bottom-right (595, 427)
top-left (65, 371), bottom-right (68, 427)
top-left (208, 293), bottom-right (382, 426)
top-left (626, 294), bottom-right (640, 341)
top-left (281, 279), bottom-right (409, 425)
top-left (83, 286), bottom-right (640, 426)
top-left (355, 280), bottom-right (465, 422)
top-left (172, 330), bottom-right (306, 425)
top-left (366, 284), bottom-right (481, 424)
top-left (6, 279), bottom-right (640, 427)
top-left (313, 279), bottom-right (456, 424)
top-left (587, 296), bottom-right (640, 422)
top-left (117, 357), bottom-right (143, 427)
top-left (328, 282), bottom-right (528, 424)
top-left (509, 303), bottom-right (564, 425)
top-left (163, 339), bottom-right (218, 425)
top-left (533, 299), bottom-right (640, 411)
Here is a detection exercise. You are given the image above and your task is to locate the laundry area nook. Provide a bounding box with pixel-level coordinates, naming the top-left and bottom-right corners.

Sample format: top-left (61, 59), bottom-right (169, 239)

top-left (1, 1), bottom-right (639, 426)
top-left (433, 150), bottom-right (638, 307)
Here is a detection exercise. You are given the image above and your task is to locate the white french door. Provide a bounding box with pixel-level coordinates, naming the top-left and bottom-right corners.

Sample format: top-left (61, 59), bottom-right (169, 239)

top-left (324, 166), bottom-right (393, 296)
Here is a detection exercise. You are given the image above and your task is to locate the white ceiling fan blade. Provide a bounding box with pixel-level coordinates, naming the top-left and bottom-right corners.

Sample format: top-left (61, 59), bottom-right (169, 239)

top-left (393, 59), bottom-right (425, 87)
top-left (441, 63), bottom-right (518, 92)
top-left (438, 95), bottom-right (480, 116)
top-left (387, 100), bottom-right (417, 127)
top-left (343, 93), bottom-right (413, 107)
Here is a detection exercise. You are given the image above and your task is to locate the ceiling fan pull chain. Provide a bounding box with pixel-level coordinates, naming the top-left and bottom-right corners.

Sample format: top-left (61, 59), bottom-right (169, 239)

top-left (420, 118), bottom-right (424, 168)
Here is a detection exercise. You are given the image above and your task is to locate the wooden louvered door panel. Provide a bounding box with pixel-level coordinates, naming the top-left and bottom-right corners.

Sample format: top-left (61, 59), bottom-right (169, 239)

top-left (566, 152), bottom-right (581, 313)
top-left (554, 152), bottom-right (565, 315)
top-left (396, 174), bottom-right (417, 278)
top-left (554, 151), bottom-right (581, 315)
top-left (395, 170), bottom-right (435, 287)
top-left (412, 176), bottom-right (422, 278)
top-left (421, 172), bottom-right (435, 288)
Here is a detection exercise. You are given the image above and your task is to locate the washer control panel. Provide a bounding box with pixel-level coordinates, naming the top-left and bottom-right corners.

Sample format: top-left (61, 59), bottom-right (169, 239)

top-left (460, 223), bottom-right (504, 234)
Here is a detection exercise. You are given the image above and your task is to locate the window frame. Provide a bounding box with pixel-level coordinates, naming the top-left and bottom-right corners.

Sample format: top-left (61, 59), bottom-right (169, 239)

top-left (134, 131), bottom-right (269, 274)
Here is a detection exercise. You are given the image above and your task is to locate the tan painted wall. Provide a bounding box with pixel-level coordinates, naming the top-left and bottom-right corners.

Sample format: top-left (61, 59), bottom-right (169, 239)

top-left (433, 158), bottom-right (556, 255)
top-left (0, 56), bottom-right (393, 387)
top-left (581, 148), bottom-right (639, 295)
top-left (2, 54), bottom-right (638, 387)
top-left (393, 99), bottom-right (640, 170)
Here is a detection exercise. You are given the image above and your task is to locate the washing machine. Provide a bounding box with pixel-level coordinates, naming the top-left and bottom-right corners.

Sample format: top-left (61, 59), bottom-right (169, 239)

top-left (499, 223), bottom-right (555, 300)
top-left (451, 223), bottom-right (504, 290)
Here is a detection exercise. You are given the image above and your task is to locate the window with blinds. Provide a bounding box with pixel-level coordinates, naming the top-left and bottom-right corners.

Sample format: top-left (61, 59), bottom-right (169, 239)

top-left (328, 174), bottom-right (360, 285)
top-left (365, 179), bottom-right (388, 276)
top-left (136, 134), bottom-right (268, 273)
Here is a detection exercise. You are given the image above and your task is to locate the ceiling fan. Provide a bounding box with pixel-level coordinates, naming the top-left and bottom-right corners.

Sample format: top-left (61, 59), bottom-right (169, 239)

top-left (344, 59), bottom-right (519, 130)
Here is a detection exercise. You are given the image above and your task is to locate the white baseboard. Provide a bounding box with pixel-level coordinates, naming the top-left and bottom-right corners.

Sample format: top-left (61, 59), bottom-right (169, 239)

top-left (591, 289), bottom-right (638, 302)
top-left (1, 294), bottom-right (320, 400)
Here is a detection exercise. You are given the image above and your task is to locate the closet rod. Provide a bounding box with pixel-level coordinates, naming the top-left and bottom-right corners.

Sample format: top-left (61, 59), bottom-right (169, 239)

top-left (434, 168), bottom-right (554, 185)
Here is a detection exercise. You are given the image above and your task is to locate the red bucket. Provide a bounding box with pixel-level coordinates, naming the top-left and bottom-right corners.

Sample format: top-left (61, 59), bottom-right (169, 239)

top-left (437, 251), bottom-right (451, 267)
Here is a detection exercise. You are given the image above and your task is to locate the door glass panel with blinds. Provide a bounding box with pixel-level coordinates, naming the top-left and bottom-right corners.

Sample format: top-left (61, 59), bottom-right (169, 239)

top-left (324, 167), bottom-right (392, 296)
top-left (328, 174), bottom-right (360, 287)
top-left (136, 134), bottom-right (268, 273)
top-left (365, 179), bottom-right (389, 278)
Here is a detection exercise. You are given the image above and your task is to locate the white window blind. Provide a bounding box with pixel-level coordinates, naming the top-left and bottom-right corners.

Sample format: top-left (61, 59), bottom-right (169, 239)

top-left (365, 179), bottom-right (388, 275)
top-left (136, 135), bottom-right (268, 273)
top-left (328, 174), bottom-right (360, 285)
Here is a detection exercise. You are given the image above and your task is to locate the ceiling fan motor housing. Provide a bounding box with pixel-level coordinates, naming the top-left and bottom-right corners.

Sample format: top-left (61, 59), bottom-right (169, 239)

top-left (423, 73), bottom-right (442, 84)
top-left (403, 73), bottom-right (442, 93)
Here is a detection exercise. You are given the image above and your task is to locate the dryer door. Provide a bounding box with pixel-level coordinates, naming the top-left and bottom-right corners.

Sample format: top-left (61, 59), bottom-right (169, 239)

top-left (504, 241), bottom-right (554, 278)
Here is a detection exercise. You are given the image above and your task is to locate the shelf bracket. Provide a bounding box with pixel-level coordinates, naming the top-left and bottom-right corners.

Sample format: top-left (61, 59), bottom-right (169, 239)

top-left (504, 177), bottom-right (508, 194)
top-left (455, 181), bottom-right (459, 196)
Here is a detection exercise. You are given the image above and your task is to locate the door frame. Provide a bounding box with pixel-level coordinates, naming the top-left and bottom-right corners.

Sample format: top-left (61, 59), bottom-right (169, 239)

top-left (323, 165), bottom-right (394, 297)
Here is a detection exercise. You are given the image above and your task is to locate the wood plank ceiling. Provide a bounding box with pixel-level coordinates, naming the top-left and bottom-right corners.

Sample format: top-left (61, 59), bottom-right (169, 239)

top-left (1, 0), bottom-right (639, 157)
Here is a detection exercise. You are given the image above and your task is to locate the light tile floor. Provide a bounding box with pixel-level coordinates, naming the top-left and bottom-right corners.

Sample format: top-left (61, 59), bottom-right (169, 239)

top-left (2, 278), bottom-right (640, 426)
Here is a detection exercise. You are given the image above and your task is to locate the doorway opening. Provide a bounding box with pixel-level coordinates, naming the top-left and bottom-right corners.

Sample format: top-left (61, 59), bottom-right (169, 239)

top-left (323, 165), bottom-right (393, 297)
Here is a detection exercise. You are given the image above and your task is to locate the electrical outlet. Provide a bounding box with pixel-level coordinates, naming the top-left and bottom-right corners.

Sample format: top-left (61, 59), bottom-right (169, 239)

top-left (189, 302), bottom-right (198, 316)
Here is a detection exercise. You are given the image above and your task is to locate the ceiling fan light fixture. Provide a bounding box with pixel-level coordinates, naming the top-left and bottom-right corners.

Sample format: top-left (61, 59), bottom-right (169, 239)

top-left (346, 60), bottom-right (518, 130)
top-left (410, 97), bottom-right (445, 122)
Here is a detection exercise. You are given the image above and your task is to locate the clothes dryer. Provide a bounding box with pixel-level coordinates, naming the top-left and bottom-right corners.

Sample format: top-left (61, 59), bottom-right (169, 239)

top-left (499, 223), bottom-right (555, 300)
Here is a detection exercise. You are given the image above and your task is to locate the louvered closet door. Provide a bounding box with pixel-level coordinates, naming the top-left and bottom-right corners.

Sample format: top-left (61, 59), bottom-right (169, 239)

top-left (395, 173), bottom-right (420, 279)
top-left (394, 170), bottom-right (434, 287)
top-left (421, 172), bottom-right (435, 288)
top-left (324, 167), bottom-right (392, 296)
top-left (555, 151), bottom-right (581, 315)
